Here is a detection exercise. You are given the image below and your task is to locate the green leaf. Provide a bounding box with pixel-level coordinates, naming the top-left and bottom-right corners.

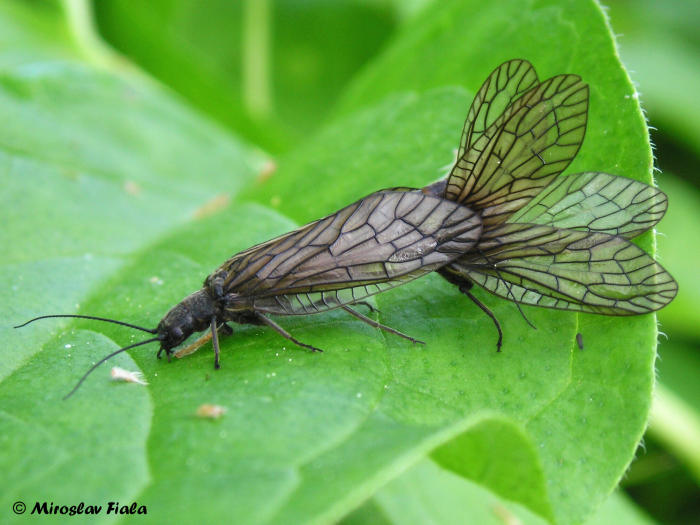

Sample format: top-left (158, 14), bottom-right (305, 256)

top-left (1, 1), bottom-right (657, 524)
top-left (341, 458), bottom-right (657, 525)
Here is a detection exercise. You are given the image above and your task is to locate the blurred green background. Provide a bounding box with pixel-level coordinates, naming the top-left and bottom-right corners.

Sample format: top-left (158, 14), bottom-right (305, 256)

top-left (91, 1), bottom-right (700, 522)
top-left (1, 0), bottom-right (697, 523)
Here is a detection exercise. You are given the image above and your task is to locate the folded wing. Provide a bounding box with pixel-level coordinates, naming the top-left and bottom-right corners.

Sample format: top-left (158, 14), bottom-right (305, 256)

top-left (447, 223), bottom-right (676, 314)
top-left (218, 191), bottom-right (483, 314)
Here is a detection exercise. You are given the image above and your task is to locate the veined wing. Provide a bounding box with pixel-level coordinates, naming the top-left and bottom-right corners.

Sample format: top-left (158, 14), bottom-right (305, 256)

top-left (458, 59), bottom-right (539, 160)
top-left (251, 274), bottom-right (419, 316)
top-left (219, 191), bottom-right (482, 310)
top-left (446, 223), bottom-right (677, 315)
top-left (446, 75), bottom-right (589, 227)
top-left (508, 172), bottom-right (668, 238)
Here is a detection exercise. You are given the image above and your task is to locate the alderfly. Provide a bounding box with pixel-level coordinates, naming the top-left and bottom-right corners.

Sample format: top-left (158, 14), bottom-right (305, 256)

top-left (17, 59), bottom-right (678, 397)
top-left (421, 59), bottom-right (677, 348)
top-left (17, 190), bottom-right (482, 398)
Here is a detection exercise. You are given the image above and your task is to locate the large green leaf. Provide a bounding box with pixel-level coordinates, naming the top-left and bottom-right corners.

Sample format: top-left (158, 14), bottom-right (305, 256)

top-left (342, 458), bottom-right (657, 525)
top-left (1, 1), bottom-right (657, 524)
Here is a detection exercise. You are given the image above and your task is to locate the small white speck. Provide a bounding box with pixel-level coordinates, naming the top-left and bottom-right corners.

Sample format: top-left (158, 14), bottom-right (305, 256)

top-left (111, 367), bottom-right (148, 385)
top-left (275, 352), bottom-right (279, 357)
top-left (384, 384), bottom-right (389, 389)
top-left (288, 358), bottom-right (292, 362)
top-left (149, 276), bottom-right (164, 285)
top-left (196, 404), bottom-right (226, 419)
top-left (64, 344), bottom-right (72, 349)
top-left (271, 372), bottom-right (276, 377)
top-left (356, 392), bottom-right (362, 398)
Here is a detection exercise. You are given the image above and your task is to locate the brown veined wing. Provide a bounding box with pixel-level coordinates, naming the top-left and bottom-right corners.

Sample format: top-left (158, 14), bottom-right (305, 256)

top-left (445, 69), bottom-right (589, 228)
top-left (216, 190), bottom-right (482, 315)
top-left (443, 223), bottom-right (677, 315)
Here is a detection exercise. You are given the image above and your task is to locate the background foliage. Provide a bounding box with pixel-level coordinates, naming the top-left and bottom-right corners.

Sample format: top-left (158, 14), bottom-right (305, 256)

top-left (1, 0), bottom-right (697, 524)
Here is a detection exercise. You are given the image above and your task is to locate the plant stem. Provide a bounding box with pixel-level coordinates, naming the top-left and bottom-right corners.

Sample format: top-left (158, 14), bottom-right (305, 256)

top-left (62, 0), bottom-right (133, 73)
top-left (242, 0), bottom-right (272, 120)
top-left (648, 382), bottom-right (700, 482)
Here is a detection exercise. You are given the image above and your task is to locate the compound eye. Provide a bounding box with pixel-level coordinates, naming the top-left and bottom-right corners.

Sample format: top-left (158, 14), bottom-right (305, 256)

top-left (170, 326), bottom-right (184, 343)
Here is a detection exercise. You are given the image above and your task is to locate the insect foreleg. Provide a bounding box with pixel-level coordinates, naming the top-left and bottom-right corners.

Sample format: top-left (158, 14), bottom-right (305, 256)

top-left (173, 322), bottom-right (233, 360)
top-left (255, 313), bottom-right (324, 353)
top-left (211, 317), bottom-right (221, 369)
top-left (341, 306), bottom-right (425, 345)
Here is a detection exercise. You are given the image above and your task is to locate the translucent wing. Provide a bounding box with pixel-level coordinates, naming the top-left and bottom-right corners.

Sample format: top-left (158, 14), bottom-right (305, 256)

top-left (445, 75), bottom-right (589, 227)
top-left (458, 59), bottom-right (539, 159)
top-left (251, 275), bottom-right (418, 316)
top-left (218, 191), bottom-right (482, 314)
top-left (445, 224), bottom-right (677, 314)
top-left (508, 172), bottom-right (668, 238)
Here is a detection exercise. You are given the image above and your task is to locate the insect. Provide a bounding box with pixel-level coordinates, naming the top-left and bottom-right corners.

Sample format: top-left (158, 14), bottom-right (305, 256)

top-left (422, 59), bottom-right (677, 348)
top-left (17, 190), bottom-right (483, 398)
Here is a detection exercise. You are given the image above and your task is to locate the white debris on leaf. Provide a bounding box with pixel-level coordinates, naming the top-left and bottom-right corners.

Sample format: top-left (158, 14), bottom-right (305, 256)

top-left (110, 367), bottom-right (148, 385)
top-left (196, 404), bottom-right (227, 419)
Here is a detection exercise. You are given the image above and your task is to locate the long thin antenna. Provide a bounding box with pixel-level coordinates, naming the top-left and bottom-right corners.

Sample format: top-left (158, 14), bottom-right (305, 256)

top-left (15, 314), bottom-right (157, 335)
top-left (63, 337), bottom-right (160, 400)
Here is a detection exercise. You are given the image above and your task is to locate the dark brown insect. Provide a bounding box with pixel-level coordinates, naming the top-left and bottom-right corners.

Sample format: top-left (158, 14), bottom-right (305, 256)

top-left (422, 59), bottom-right (677, 348)
top-left (17, 190), bottom-right (482, 397)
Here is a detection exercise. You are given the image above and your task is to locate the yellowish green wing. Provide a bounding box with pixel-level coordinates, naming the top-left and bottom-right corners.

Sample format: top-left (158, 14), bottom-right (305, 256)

top-left (449, 223), bottom-right (677, 314)
top-left (458, 59), bottom-right (539, 159)
top-left (446, 75), bottom-right (589, 227)
top-left (509, 172), bottom-right (668, 238)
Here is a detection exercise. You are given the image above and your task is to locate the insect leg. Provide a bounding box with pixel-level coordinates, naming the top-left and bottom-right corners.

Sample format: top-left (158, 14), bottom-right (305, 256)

top-left (341, 306), bottom-right (425, 345)
top-left (353, 301), bottom-right (380, 313)
top-left (255, 313), bottom-right (324, 353)
top-left (211, 317), bottom-right (221, 369)
top-left (462, 288), bottom-right (503, 352)
top-left (439, 269), bottom-right (504, 351)
top-left (173, 322), bottom-right (232, 359)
